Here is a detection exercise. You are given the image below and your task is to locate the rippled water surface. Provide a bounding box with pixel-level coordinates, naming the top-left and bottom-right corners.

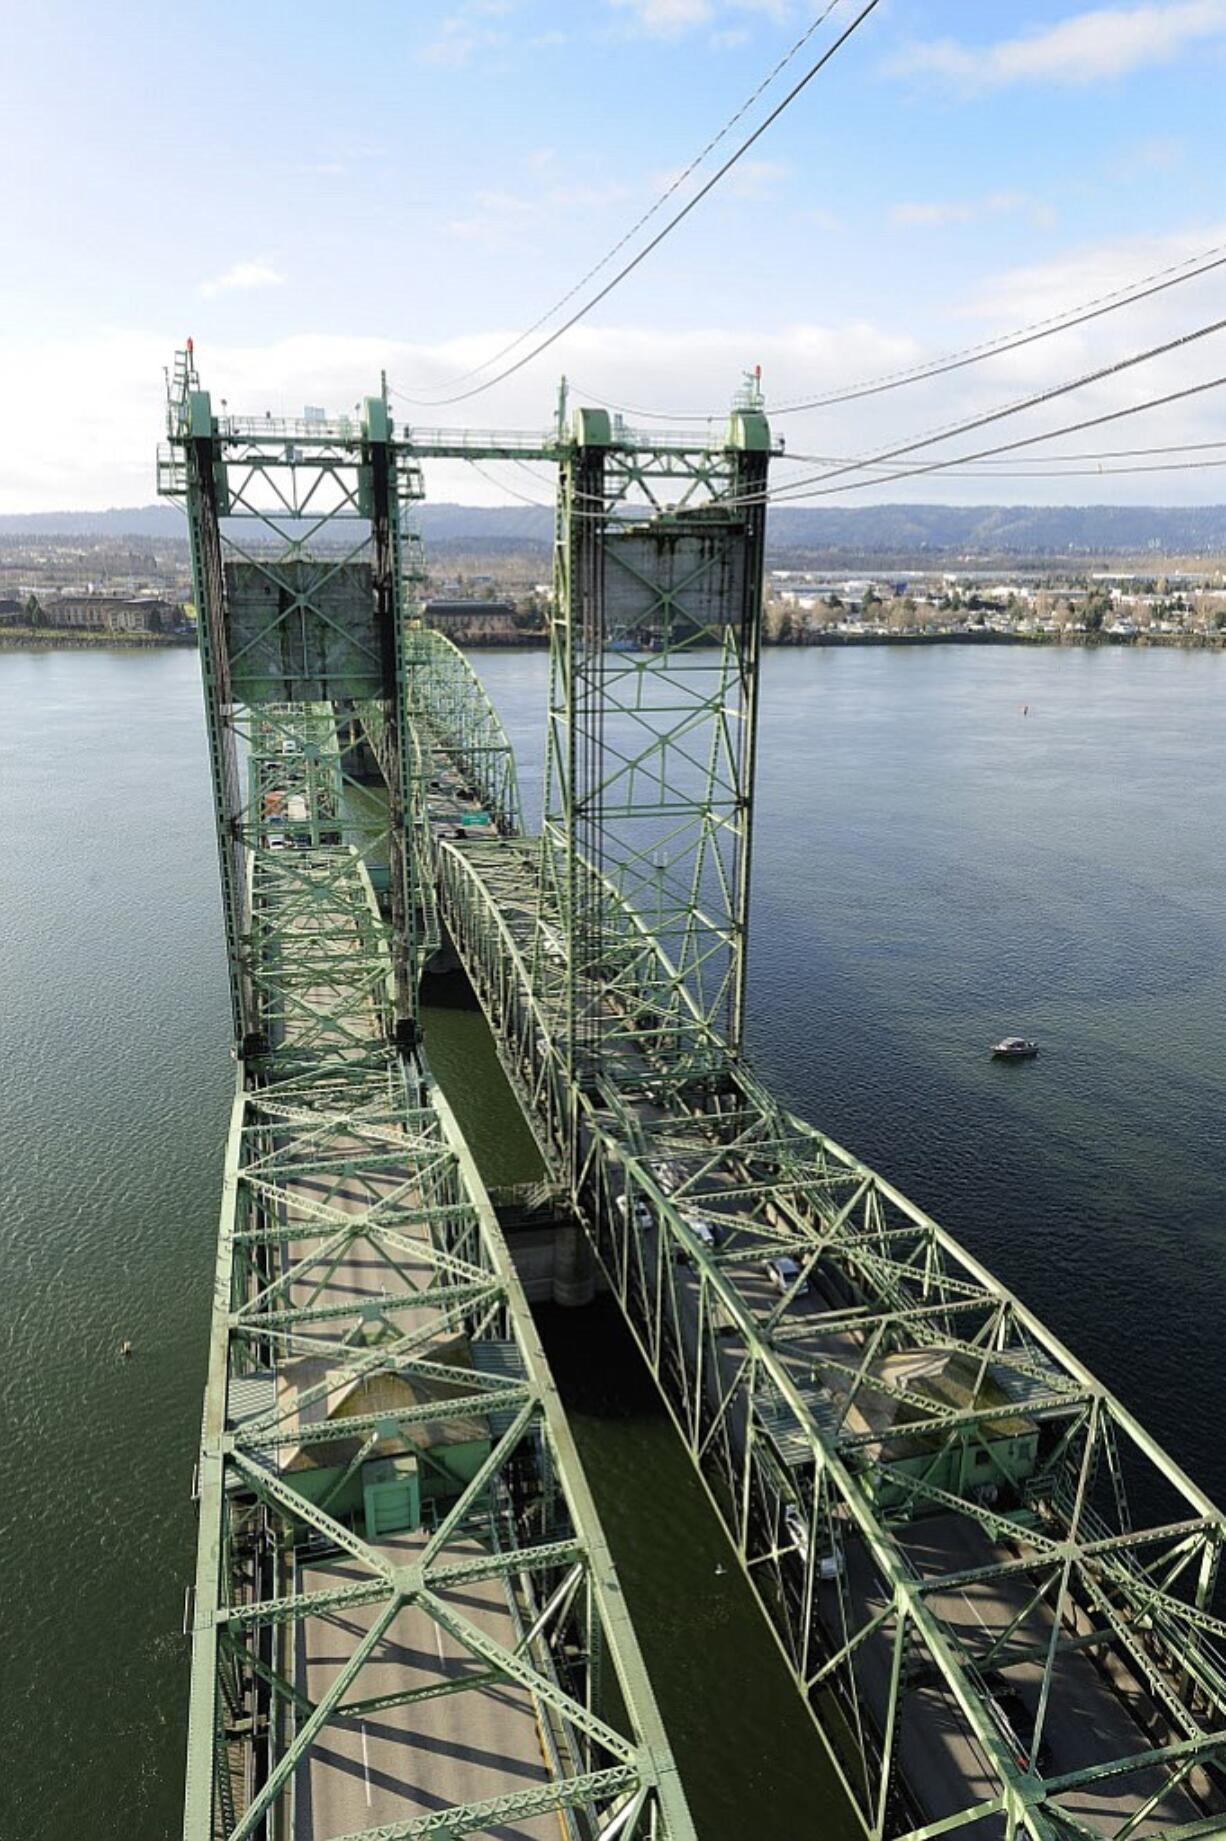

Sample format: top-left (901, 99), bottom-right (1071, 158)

top-left (0, 650), bottom-right (230, 1838)
top-left (4, 642), bottom-right (1226, 1838)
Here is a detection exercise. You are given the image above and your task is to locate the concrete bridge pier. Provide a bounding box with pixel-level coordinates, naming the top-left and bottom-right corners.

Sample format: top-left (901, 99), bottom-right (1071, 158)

top-left (492, 1186), bottom-right (599, 1307)
top-left (551, 1213), bottom-right (598, 1307)
top-left (423, 933), bottom-right (462, 976)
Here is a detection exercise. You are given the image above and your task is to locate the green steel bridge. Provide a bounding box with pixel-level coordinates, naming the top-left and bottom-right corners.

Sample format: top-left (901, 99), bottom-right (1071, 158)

top-left (161, 350), bottom-right (1226, 1841)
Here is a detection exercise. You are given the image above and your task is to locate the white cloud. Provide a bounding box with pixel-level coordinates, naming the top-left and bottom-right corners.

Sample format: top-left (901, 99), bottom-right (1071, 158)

top-left (726, 158), bottom-right (790, 200)
top-left (608, 0), bottom-right (789, 39)
top-left (7, 277), bottom-right (1226, 516)
top-left (200, 261), bottom-right (285, 298)
top-left (891, 192), bottom-right (1055, 231)
top-left (420, 1), bottom-right (513, 68)
top-left (798, 205), bottom-right (843, 232)
top-left (1108, 135), bottom-right (1184, 177)
top-left (611, 0), bottom-right (715, 31)
top-left (890, 2), bottom-right (1226, 90)
top-left (447, 180), bottom-right (634, 248)
top-left (959, 221), bottom-right (1226, 326)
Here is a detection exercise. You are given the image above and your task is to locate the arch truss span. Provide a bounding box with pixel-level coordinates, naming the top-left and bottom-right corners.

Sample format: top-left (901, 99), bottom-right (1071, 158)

top-left (406, 625), bottom-right (523, 838)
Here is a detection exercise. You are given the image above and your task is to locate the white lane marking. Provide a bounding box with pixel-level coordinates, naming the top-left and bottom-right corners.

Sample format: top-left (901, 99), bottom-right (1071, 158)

top-left (434, 1620), bottom-right (446, 1667)
top-left (960, 1588), bottom-right (993, 1635)
top-left (361, 1720), bottom-right (372, 1806)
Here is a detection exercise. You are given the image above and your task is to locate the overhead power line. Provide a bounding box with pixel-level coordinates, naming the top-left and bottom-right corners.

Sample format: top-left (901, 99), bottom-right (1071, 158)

top-left (389, 0), bottom-right (884, 411)
top-left (781, 436), bottom-right (1226, 474)
top-left (565, 238), bottom-right (1226, 424)
top-left (466, 457), bottom-right (554, 508)
top-left (775, 445), bottom-right (1226, 482)
top-left (762, 308), bottom-right (1226, 501)
top-left (397, 2), bottom-right (853, 397)
top-left (552, 310), bottom-right (1226, 519)
top-left (764, 368), bottom-right (1226, 503)
top-left (770, 242), bottom-right (1226, 413)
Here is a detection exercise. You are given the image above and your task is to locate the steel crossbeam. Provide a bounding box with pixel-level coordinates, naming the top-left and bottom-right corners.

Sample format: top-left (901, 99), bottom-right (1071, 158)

top-left (402, 388), bottom-right (1226, 1841)
top-left (162, 352), bottom-right (692, 1841)
top-left (167, 349), bottom-right (1226, 1841)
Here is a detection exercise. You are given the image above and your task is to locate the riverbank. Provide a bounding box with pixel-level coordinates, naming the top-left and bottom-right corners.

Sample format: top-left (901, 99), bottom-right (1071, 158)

top-left (4, 622), bottom-right (1223, 656)
top-left (432, 626), bottom-right (1226, 652)
top-left (0, 626), bottom-right (196, 651)
top-left (770, 627), bottom-right (1226, 649)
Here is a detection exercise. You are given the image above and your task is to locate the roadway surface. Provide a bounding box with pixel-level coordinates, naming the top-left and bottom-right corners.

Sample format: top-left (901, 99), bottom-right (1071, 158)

top-left (294, 1535), bottom-right (556, 1841)
top-left (250, 737), bottom-right (569, 1840)
top-left (421, 760), bottom-right (1226, 1840)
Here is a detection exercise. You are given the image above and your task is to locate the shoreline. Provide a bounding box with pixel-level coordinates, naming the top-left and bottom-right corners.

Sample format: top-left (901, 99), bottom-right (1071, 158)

top-left (3, 628), bottom-right (1223, 657)
top-left (0, 628), bottom-right (196, 652)
top-left (766, 628), bottom-right (1226, 650)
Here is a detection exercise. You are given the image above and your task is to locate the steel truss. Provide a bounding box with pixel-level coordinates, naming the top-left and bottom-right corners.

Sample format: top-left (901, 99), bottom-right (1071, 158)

top-left (183, 709), bottom-right (689, 1841)
top-left (543, 404), bottom-right (771, 1145)
top-left (164, 353), bottom-right (1226, 1840)
top-left (165, 355), bottom-right (692, 1841)
top-left (159, 352), bottom-right (431, 1050)
top-left (403, 626), bottom-right (522, 837)
top-left (414, 398), bottom-right (1226, 1840)
top-left (435, 779), bottom-right (1226, 1841)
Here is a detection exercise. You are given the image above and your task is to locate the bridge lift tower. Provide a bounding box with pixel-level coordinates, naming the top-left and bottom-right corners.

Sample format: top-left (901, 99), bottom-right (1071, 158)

top-left (543, 380), bottom-right (773, 1158)
top-left (159, 349), bottom-right (694, 1841)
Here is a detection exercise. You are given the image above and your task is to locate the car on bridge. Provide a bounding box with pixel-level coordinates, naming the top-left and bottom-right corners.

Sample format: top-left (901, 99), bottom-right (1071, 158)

top-left (616, 1192), bottom-right (655, 1232)
top-left (764, 1255), bottom-right (810, 1298)
top-left (679, 1208), bottom-right (720, 1250)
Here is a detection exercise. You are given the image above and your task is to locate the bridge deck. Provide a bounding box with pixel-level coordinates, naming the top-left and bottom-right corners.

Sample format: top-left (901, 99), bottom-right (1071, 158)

top-left (294, 1536), bottom-right (555, 1840)
top-left (181, 707), bottom-right (689, 1841)
top-left (423, 752), bottom-right (1226, 1841)
top-left (266, 927), bottom-right (558, 1838)
top-left (237, 823), bottom-right (562, 1836)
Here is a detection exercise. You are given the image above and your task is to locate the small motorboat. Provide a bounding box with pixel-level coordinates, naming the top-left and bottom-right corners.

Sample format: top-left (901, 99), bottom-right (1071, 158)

top-left (991, 1036), bottom-right (1038, 1060)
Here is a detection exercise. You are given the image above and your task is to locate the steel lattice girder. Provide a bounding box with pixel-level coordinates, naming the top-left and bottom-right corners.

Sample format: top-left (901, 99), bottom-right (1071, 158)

top-left (542, 427), bottom-right (770, 1142)
top-left (402, 625), bottom-right (523, 837)
top-left (168, 358), bottom-right (1226, 1840)
top-left (418, 645), bottom-right (1226, 1840)
top-left (166, 355), bottom-right (694, 1841)
top-left (159, 357), bottom-right (431, 1047)
top-left (425, 824), bottom-right (1222, 1841)
top-left (182, 739), bottom-right (691, 1841)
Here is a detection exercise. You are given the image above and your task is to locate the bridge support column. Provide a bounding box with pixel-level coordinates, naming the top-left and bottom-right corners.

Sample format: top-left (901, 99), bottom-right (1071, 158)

top-left (552, 1219), bottom-right (597, 1308)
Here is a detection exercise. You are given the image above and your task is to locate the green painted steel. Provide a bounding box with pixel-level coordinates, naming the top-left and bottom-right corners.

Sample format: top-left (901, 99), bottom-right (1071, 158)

top-left (160, 356), bottom-right (694, 1841)
top-left (408, 393), bottom-right (1226, 1841)
top-left (542, 400), bottom-right (771, 1155)
top-left (159, 351), bottom-right (430, 1051)
top-left (436, 738), bottom-right (1226, 1841)
top-left (404, 626), bottom-right (522, 838)
top-left (161, 347), bottom-right (1226, 1840)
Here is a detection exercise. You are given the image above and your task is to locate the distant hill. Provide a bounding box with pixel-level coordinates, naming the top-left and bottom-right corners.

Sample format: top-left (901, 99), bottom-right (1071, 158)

top-left (0, 504), bottom-right (188, 539)
top-left (0, 503), bottom-right (551, 544)
top-left (6, 500), bottom-right (1226, 558)
top-left (767, 503), bottom-right (1226, 557)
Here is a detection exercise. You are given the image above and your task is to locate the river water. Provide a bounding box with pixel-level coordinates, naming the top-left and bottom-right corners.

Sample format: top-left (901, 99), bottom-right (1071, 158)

top-left (3, 642), bottom-right (1225, 1838)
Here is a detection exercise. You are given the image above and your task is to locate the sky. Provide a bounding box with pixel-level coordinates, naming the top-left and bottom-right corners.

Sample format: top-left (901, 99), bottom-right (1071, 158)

top-left (4, 0), bottom-right (1226, 511)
